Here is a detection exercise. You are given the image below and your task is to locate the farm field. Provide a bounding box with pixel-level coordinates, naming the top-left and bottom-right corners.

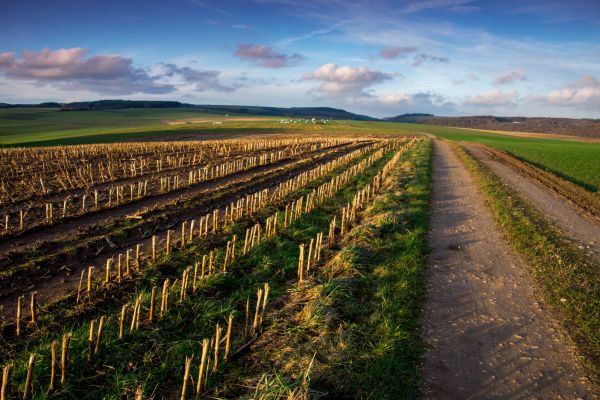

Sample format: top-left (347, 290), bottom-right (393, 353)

top-left (0, 111), bottom-right (599, 398)
top-left (3, 108), bottom-right (599, 195)
top-left (0, 132), bottom-right (430, 398)
top-left (5, 1), bottom-right (600, 397)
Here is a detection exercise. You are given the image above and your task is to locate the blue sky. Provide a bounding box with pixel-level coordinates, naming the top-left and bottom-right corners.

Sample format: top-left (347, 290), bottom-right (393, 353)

top-left (1, 0), bottom-right (600, 118)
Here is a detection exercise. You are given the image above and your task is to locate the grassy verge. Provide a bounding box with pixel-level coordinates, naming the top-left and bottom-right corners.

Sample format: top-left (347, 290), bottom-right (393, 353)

top-left (228, 139), bottom-right (432, 399)
top-left (455, 143), bottom-right (600, 376)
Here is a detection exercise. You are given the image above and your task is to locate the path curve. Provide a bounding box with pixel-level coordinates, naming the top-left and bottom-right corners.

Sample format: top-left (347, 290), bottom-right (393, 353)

top-left (466, 144), bottom-right (600, 261)
top-left (422, 139), bottom-right (596, 399)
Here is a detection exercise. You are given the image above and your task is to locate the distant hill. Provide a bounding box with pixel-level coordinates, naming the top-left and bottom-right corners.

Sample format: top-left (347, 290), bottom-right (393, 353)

top-left (0, 100), bottom-right (376, 121)
top-left (384, 114), bottom-right (600, 138)
top-left (0, 102), bottom-right (61, 108)
top-left (188, 105), bottom-right (377, 120)
top-left (3, 100), bottom-right (599, 137)
top-left (383, 113), bottom-right (434, 123)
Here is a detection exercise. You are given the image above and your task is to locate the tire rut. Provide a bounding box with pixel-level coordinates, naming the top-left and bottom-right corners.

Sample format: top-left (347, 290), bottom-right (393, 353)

top-left (466, 144), bottom-right (600, 262)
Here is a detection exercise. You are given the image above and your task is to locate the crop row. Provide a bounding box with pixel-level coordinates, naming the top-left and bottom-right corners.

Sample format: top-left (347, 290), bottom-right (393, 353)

top-left (1, 140), bottom-right (350, 237)
top-left (0, 138), bottom-right (352, 205)
top-left (0, 137), bottom-right (418, 399)
top-left (3, 139), bottom-right (391, 334)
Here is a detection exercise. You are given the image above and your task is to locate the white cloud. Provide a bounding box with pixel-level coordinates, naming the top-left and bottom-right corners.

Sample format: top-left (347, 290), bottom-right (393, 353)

top-left (546, 75), bottom-right (600, 109)
top-left (303, 63), bottom-right (393, 96)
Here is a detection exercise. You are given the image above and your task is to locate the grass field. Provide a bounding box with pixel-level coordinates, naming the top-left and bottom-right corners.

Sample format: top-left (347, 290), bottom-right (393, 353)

top-left (1, 108), bottom-right (599, 193)
top-left (0, 108), bottom-right (277, 146)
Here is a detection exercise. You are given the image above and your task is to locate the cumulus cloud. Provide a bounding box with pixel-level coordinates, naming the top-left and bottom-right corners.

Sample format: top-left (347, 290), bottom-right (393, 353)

top-left (0, 48), bottom-right (175, 95)
top-left (464, 89), bottom-right (518, 106)
top-left (546, 75), bottom-right (600, 109)
top-left (303, 63), bottom-right (393, 96)
top-left (494, 69), bottom-right (527, 84)
top-left (379, 47), bottom-right (417, 59)
top-left (234, 44), bottom-right (303, 68)
top-left (159, 63), bottom-right (238, 92)
top-left (411, 53), bottom-right (449, 66)
top-left (0, 48), bottom-right (240, 96)
top-left (377, 92), bottom-right (413, 104)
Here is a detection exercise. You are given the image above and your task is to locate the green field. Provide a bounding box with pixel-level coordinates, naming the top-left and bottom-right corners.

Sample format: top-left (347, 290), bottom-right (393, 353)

top-left (1, 108), bottom-right (599, 192)
top-left (0, 108), bottom-right (278, 145)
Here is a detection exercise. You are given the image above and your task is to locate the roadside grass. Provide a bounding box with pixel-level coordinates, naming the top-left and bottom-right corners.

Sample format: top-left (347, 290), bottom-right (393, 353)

top-left (1, 143), bottom-right (402, 399)
top-left (455, 143), bottom-right (600, 376)
top-left (230, 139), bottom-right (431, 399)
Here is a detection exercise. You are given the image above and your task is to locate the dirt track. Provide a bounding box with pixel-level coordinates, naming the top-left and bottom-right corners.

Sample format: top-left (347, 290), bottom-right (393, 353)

top-left (422, 140), bottom-right (596, 399)
top-left (466, 145), bottom-right (600, 261)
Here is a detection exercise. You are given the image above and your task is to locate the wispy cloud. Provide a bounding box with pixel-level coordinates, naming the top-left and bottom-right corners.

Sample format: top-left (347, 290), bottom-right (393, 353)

top-left (231, 24), bottom-right (254, 30)
top-left (400, 0), bottom-right (479, 14)
top-left (186, 0), bottom-right (232, 16)
top-left (379, 47), bottom-right (417, 59)
top-left (411, 53), bottom-right (449, 66)
top-left (234, 44), bottom-right (304, 68)
top-left (453, 73), bottom-right (479, 85)
top-left (506, 0), bottom-right (600, 24)
top-left (277, 21), bottom-right (347, 47)
top-left (464, 89), bottom-right (519, 106)
top-left (494, 68), bottom-right (527, 84)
